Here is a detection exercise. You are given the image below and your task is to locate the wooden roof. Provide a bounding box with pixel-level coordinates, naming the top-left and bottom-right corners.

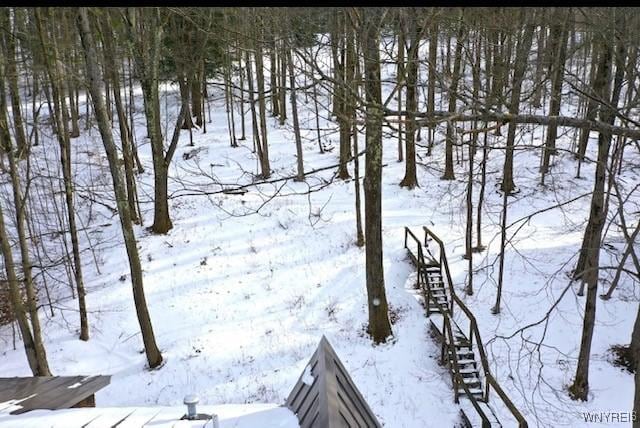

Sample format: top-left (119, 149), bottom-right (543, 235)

top-left (0, 375), bottom-right (111, 415)
top-left (286, 336), bottom-right (381, 428)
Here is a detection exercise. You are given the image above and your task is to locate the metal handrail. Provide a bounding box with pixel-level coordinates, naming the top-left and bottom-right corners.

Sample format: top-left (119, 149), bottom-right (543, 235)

top-left (422, 226), bottom-right (528, 428)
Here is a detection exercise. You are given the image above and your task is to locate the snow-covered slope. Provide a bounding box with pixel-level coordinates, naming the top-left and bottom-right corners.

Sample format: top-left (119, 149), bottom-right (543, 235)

top-left (0, 41), bottom-right (638, 427)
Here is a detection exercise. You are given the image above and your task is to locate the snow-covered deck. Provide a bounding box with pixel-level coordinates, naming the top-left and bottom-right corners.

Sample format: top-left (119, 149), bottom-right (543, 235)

top-left (0, 403), bottom-right (299, 427)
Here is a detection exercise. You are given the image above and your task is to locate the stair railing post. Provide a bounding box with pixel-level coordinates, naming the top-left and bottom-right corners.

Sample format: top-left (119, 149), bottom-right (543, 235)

top-left (444, 317), bottom-right (461, 404)
top-left (425, 271), bottom-right (431, 317)
top-left (404, 227), bottom-right (408, 250)
top-left (485, 372), bottom-right (490, 403)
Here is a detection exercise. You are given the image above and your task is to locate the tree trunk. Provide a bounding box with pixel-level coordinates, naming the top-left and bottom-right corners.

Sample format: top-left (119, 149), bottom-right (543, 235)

top-left (501, 11), bottom-right (534, 194)
top-left (35, 8), bottom-right (88, 341)
top-left (541, 8), bottom-right (569, 182)
top-left (361, 9), bottom-right (392, 344)
top-left (532, 15), bottom-right (546, 108)
top-left (397, 27), bottom-right (404, 162)
top-left (279, 38), bottom-right (287, 126)
top-left (631, 303), bottom-right (640, 428)
top-left (426, 19), bottom-right (438, 154)
top-left (442, 12), bottom-right (465, 181)
top-left (253, 13), bottom-right (271, 179)
top-left (287, 48), bottom-right (304, 182)
top-left (336, 16), bottom-right (351, 180)
top-left (1, 8), bottom-right (28, 157)
top-left (178, 72), bottom-right (194, 130)
top-left (576, 43), bottom-right (600, 177)
top-left (0, 57), bottom-right (51, 376)
top-left (101, 12), bottom-right (140, 225)
top-left (245, 48), bottom-right (262, 160)
top-left (191, 64), bottom-right (203, 127)
top-left (78, 7), bottom-right (163, 369)
top-left (569, 20), bottom-right (619, 400)
top-left (125, 8), bottom-right (172, 234)
top-left (0, 200), bottom-right (45, 375)
top-left (399, 10), bottom-right (419, 189)
top-left (269, 38), bottom-right (279, 116)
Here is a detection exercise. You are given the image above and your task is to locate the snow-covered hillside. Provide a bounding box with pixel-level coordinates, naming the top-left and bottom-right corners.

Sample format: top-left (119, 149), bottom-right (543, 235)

top-left (1, 36), bottom-right (638, 428)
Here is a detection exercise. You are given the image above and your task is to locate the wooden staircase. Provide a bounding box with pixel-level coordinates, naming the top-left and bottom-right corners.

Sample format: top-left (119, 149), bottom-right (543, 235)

top-left (404, 226), bottom-right (527, 428)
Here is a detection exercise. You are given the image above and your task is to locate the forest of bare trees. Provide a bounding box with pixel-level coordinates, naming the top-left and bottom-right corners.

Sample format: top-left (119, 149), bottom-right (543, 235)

top-left (0, 7), bottom-right (639, 426)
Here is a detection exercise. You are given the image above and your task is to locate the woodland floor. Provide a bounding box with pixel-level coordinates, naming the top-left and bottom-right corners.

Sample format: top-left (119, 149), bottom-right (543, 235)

top-left (0, 47), bottom-right (639, 427)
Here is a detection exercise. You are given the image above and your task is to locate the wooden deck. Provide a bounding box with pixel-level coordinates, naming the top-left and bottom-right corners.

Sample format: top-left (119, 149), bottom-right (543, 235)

top-left (0, 375), bottom-right (110, 415)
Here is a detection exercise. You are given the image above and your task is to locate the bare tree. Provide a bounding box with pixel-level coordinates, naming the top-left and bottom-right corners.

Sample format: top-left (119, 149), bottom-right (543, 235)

top-left (78, 7), bottom-right (163, 369)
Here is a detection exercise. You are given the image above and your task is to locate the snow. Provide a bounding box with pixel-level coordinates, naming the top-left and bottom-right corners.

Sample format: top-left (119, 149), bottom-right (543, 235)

top-left (0, 404), bottom-right (297, 428)
top-left (301, 364), bottom-right (314, 386)
top-left (0, 36), bottom-right (638, 427)
top-left (0, 394), bottom-right (36, 415)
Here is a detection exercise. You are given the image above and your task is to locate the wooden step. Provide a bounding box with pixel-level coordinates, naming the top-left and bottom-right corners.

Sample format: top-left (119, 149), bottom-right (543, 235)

top-left (455, 350), bottom-right (475, 360)
top-left (458, 377), bottom-right (482, 389)
top-left (427, 291), bottom-right (447, 298)
top-left (458, 368), bottom-right (479, 378)
top-left (451, 357), bottom-right (476, 366)
top-left (454, 343), bottom-right (472, 351)
top-left (462, 386), bottom-right (484, 397)
top-left (454, 336), bottom-right (471, 345)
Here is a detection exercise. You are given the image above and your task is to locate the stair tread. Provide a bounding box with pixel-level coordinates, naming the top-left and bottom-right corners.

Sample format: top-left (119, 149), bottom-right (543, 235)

top-left (452, 358), bottom-right (476, 365)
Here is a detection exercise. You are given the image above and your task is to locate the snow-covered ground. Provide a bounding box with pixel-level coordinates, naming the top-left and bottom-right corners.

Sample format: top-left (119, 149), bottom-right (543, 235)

top-left (0, 39), bottom-right (638, 427)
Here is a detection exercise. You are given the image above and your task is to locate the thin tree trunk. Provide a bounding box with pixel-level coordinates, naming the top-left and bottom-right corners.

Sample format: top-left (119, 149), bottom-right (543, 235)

top-left (245, 49), bottom-right (262, 159)
top-left (426, 19), bottom-right (437, 154)
top-left (0, 199), bottom-right (43, 375)
top-left (279, 38), bottom-right (287, 126)
top-left (631, 301), bottom-right (640, 428)
top-left (400, 10), bottom-right (419, 189)
top-left (501, 12), bottom-right (534, 194)
top-left (35, 8), bottom-right (88, 341)
top-left (254, 15), bottom-right (271, 179)
top-left (191, 63), bottom-right (203, 127)
top-left (1, 8), bottom-right (28, 156)
top-left (125, 8), bottom-right (173, 234)
top-left (397, 28), bottom-right (404, 163)
top-left (78, 7), bottom-right (163, 369)
top-left (442, 12), bottom-right (465, 180)
top-left (287, 48), bottom-right (304, 182)
top-left (0, 56), bottom-right (51, 375)
top-left (541, 9), bottom-right (569, 183)
top-left (269, 37), bottom-right (279, 116)
top-left (101, 12), bottom-right (140, 225)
